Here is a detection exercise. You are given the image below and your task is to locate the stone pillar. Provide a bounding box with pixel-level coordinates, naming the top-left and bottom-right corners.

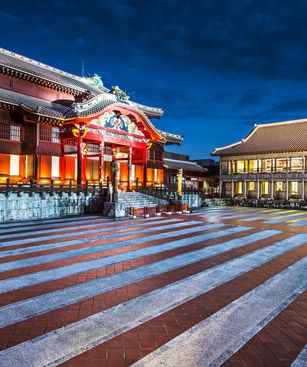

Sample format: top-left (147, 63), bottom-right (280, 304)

top-left (302, 180), bottom-right (305, 200)
top-left (231, 180), bottom-right (234, 198)
top-left (257, 180), bottom-right (260, 199)
top-left (286, 179), bottom-right (289, 200)
top-left (111, 160), bottom-right (119, 202)
top-left (271, 179), bottom-right (274, 199)
top-left (99, 140), bottom-right (104, 183)
top-left (243, 180), bottom-right (247, 198)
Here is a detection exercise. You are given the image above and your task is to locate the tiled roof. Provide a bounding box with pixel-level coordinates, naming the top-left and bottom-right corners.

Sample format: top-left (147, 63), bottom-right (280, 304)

top-left (212, 119), bottom-right (307, 156)
top-left (0, 49), bottom-right (165, 118)
top-left (0, 88), bottom-right (180, 143)
top-left (164, 158), bottom-right (207, 173)
top-left (0, 48), bottom-right (106, 95)
top-left (158, 129), bottom-right (183, 144)
top-left (0, 88), bottom-right (70, 119)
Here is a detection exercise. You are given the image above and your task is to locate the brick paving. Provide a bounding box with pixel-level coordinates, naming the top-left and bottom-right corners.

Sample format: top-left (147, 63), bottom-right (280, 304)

top-left (0, 207), bottom-right (306, 367)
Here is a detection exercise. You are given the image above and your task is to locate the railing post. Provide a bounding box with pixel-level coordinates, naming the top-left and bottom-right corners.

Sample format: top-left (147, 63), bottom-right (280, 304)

top-left (29, 179), bottom-right (34, 197)
top-left (17, 182), bottom-right (22, 197)
top-left (85, 180), bottom-right (88, 196)
top-left (69, 180), bottom-right (72, 196)
top-left (59, 183), bottom-right (63, 197)
top-left (50, 179), bottom-right (54, 196)
top-left (5, 178), bottom-right (10, 197)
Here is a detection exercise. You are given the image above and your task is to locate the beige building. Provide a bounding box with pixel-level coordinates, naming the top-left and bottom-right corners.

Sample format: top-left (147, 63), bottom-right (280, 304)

top-left (212, 119), bottom-right (307, 201)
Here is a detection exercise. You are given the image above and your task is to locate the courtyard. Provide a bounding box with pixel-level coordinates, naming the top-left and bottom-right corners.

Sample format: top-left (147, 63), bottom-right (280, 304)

top-left (0, 206), bottom-right (306, 367)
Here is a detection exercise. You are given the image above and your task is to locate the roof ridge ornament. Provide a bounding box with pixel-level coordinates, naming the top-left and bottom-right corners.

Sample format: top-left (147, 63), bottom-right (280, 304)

top-left (111, 85), bottom-right (130, 101)
top-left (81, 74), bottom-right (105, 91)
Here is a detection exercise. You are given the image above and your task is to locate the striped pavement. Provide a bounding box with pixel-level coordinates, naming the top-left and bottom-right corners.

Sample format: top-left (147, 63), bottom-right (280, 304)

top-left (0, 207), bottom-right (306, 367)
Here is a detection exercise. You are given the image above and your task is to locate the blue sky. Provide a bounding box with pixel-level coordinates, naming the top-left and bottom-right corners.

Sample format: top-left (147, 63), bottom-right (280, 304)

top-left (1, 0), bottom-right (307, 158)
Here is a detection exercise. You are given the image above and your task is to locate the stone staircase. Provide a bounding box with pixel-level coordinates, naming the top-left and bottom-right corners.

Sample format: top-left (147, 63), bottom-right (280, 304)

top-left (117, 191), bottom-right (169, 209)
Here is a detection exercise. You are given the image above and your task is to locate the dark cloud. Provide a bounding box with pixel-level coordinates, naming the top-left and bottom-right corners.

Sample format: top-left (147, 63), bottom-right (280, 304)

top-left (238, 89), bottom-right (265, 107)
top-left (268, 98), bottom-right (307, 113)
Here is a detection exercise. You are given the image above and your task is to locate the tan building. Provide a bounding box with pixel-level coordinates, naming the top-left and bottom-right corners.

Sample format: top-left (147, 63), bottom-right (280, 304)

top-left (212, 119), bottom-right (307, 201)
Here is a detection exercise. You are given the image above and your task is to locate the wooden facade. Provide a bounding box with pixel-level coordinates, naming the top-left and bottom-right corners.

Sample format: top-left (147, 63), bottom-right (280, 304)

top-left (0, 48), bottom-right (185, 189)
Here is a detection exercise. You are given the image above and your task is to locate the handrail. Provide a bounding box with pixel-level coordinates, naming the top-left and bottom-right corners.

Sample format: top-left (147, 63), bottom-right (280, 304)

top-left (0, 179), bottom-right (108, 197)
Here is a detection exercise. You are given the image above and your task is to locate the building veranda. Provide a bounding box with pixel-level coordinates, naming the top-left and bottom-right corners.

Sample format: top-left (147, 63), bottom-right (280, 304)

top-left (212, 119), bottom-right (307, 205)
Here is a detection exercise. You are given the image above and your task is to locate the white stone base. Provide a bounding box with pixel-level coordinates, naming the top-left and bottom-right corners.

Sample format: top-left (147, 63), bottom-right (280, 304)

top-left (0, 192), bottom-right (95, 222)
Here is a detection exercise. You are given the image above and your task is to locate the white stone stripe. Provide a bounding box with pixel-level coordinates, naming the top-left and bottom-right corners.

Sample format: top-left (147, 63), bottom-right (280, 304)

top-left (218, 214), bottom-right (253, 219)
top-left (290, 345), bottom-right (307, 367)
top-left (0, 217), bottom-right (170, 242)
top-left (0, 218), bottom-right (183, 248)
top-left (265, 214), bottom-right (307, 224)
top-left (0, 219), bottom-right (217, 258)
top-left (0, 224), bottom-right (245, 293)
top-left (0, 216), bottom-right (165, 236)
top-left (0, 234), bottom-right (304, 367)
top-left (0, 221), bottom-right (203, 271)
top-left (0, 215), bottom-right (104, 229)
top-left (0, 218), bottom-right (113, 235)
top-left (0, 229), bottom-right (281, 327)
top-left (290, 220), bottom-right (307, 227)
top-left (133, 259), bottom-right (307, 367)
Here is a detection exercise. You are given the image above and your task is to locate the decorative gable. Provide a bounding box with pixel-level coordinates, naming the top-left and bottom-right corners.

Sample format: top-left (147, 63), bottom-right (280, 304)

top-left (90, 112), bottom-right (144, 136)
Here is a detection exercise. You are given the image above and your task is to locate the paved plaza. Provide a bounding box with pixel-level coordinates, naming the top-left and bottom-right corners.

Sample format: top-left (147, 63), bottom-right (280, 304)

top-left (0, 207), bottom-right (306, 367)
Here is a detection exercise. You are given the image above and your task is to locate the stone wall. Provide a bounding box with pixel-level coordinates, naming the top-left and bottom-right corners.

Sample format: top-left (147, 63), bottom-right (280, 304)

top-left (0, 192), bottom-right (102, 222)
top-left (181, 193), bottom-right (203, 208)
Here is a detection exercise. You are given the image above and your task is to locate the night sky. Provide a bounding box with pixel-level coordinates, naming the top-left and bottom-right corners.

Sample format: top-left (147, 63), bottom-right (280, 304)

top-left (1, 0), bottom-right (307, 159)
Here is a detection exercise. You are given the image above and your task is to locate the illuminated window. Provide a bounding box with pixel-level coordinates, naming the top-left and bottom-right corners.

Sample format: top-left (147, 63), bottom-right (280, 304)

top-left (261, 159), bottom-right (272, 172)
top-left (40, 125), bottom-right (61, 143)
top-left (154, 168), bottom-right (158, 182)
top-left (0, 124), bottom-right (21, 141)
top-left (130, 164), bottom-right (135, 181)
top-left (236, 161), bottom-right (245, 173)
top-left (261, 181), bottom-right (269, 195)
top-left (10, 125), bottom-right (21, 141)
top-left (290, 158), bottom-right (302, 171)
top-left (290, 181), bottom-right (299, 194)
top-left (275, 182), bottom-right (283, 191)
top-left (10, 155), bottom-right (20, 176)
top-left (276, 159), bottom-right (287, 172)
top-left (247, 182), bottom-right (256, 191)
top-left (248, 160), bottom-right (258, 172)
top-left (235, 181), bottom-right (243, 194)
top-left (51, 156), bottom-right (60, 178)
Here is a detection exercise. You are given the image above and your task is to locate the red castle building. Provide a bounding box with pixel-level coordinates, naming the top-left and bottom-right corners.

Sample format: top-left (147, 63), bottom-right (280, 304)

top-left (0, 48), bottom-right (183, 189)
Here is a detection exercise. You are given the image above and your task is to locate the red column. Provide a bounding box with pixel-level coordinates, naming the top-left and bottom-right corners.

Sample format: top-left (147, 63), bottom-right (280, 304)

top-left (143, 147), bottom-right (147, 187)
top-left (77, 134), bottom-right (83, 185)
top-left (127, 146), bottom-right (132, 191)
top-left (99, 140), bottom-right (104, 183)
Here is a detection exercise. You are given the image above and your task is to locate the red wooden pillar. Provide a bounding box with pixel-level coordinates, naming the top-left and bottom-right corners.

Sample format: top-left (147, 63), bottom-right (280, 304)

top-left (99, 140), bottom-right (104, 183)
top-left (127, 146), bottom-right (132, 191)
top-left (77, 134), bottom-right (83, 185)
top-left (143, 147), bottom-right (147, 187)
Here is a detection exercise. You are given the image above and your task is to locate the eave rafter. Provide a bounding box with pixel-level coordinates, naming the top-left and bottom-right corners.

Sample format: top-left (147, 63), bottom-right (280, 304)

top-left (0, 65), bottom-right (85, 97)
